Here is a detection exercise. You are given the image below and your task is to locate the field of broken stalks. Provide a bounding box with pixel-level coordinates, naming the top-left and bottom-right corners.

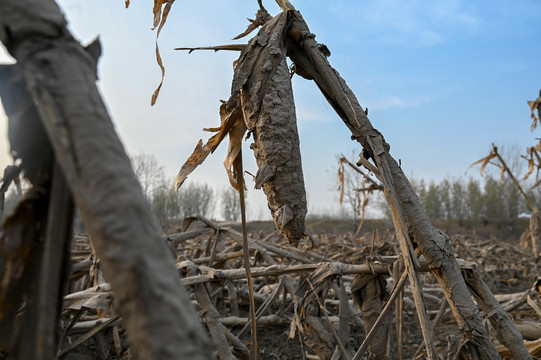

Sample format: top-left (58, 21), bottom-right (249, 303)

top-left (60, 218), bottom-right (541, 360)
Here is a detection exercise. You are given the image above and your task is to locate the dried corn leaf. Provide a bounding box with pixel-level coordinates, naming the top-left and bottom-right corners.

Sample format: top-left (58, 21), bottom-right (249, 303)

top-left (150, 0), bottom-right (175, 105)
top-left (222, 101), bottom-right (247, 190)
top-left (528, 95), bottom-right (541, 132)
top-left (337, 158), bottom-right (345, 206)
top-left (296, 263), bottom-right (338, 306)
top-left (150, 42), bottom-right (165, 106)
top-left (175, 101), bottom-right (241, 190)
top-left (498, 337), bottom-right (541, 359)
top-left (303, 315), bottom-right (335, 360)
top-left (152, 0), bottom-right (170, 30)
top-left (524, 150), bottom-right (536, 180)
top-left (357, 186), bottom-right (371, 232)
top-left (63, 284), bottom-right (113, 311)
top-left (233, 9), bottom-right (272, 40)
top-left (523, 146), bottom-right (541, 185)
top-left (468, 152), bottom-right (498, 176)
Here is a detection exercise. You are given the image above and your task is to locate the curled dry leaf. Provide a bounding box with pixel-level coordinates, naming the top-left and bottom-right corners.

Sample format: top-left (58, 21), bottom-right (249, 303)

top-left (222, 102), bottom-right (247, 190)
top-left (152, 0), bottom-right (171, 30)
top-left (528, 94), bottom-right (541, 132)
top-left (151, 42), bottom-right (165, 106)
top-left (174, 104), bottom-right (241, 191)
top-left (468, 151), bottom-right (498, 176)
top-left (338, 159), bottom-right (345, 206)
top-left (150, 0), bottom-right (175, 105)
top-left (233, 9), bottom-right (272, 40)
top-left (523, 144), bottom-right (541, 188)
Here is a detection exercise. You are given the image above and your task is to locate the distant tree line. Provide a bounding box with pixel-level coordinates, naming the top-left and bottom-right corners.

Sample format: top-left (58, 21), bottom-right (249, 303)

top-left (407, 175), bottom-right (539, 221)
top-left (130, 152), bottom-right (241, 226)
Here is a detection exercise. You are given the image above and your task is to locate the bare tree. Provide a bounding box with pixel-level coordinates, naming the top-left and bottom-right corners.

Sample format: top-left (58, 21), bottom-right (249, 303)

top-left (152, 180), bottom-right (215, 225)
top-left (221, 186), bottom-right (241, 221)
top-left (130, 152), bottom-right (165, 202)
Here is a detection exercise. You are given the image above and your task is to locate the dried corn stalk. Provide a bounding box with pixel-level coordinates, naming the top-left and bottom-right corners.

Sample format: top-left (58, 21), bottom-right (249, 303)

top-left (176, 11), bottom-right (307, 246)
top-left (233, 12), bottom-right (306, 246)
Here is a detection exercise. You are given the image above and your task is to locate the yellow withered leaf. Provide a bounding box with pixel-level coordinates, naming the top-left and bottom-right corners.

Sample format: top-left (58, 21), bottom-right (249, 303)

top-left (222, 102), bottom-right (247, 190)
top-left (468, 152), bottom-right (497, 176)
top-left (175, 105), bottom-right (239, 191)
top-left (337, 158), bottom-right (345, 206)
top-left (151, 41), bottom-right (165, 106)
top-left (528, 96), bottom-right (541, 132)
top-left (524, 146), bottom-right (541, 181)
top-left (152, 0), bottom-right (168, 30)
top-left (498, 337), bottom-right (541, 359)
top-left (150, 0), bottom-right (175, 105)
top-left (524, 154), bottom-right (535, 180)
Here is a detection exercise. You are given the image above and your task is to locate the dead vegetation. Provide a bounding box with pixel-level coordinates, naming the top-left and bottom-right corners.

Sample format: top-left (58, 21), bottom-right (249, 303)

top-left (1, 0), bottom-right (541, 359)
top-left (52, 217), bottom-right (541, 359)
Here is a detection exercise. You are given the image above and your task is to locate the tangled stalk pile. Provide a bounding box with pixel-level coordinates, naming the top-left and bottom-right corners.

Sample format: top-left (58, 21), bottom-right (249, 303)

top-left (58, 218), bottom-right (541, 359)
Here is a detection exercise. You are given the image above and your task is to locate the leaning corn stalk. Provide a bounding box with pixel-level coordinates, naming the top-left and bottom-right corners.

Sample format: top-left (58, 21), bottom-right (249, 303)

top-left (278, 6), bottom-right (528, 360)
top-left (0, 1), bottom-right (211, 359)
top-left (233, 13), bottom-right (307, 246)
top-left (176, 11), bottom-right (307, 246)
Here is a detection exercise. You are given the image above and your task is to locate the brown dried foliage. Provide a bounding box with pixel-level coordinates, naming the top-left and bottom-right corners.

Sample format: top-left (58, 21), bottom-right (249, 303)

top-left (176, 12), bottom-right (307, 246)
top-left (45, 218), bottom-right (541, 359)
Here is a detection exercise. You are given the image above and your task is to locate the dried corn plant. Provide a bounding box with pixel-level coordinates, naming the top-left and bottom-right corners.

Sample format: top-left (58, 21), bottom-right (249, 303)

top-left (524, 90), bottom-right (541, 187)
top-left (528, 90), bottom-right (541, 132)
top-left (132, 0), bottom-right (532, 357)
top-left (11, 216), bottom-right (538, 360)
top-left (175, 10), bottom-right (307, 247)
top-left (2, 1), bottom-right (536, 359)
top-left (337, 155), bottom-right (383, 234)
top-left (0, 2), bottom-right (211, 359)
top-left (470, 91), bottom-right (541, 259)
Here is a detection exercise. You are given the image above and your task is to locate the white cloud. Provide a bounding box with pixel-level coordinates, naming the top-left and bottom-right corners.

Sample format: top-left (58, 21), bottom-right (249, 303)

top-left (331, 0), bottom-right (481, 47)
top-left (368, 95), bottom-right (433, 111)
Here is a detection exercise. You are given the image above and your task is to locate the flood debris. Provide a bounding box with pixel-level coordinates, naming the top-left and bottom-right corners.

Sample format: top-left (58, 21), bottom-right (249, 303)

top-left (17, 217), bottom-right (539, 360)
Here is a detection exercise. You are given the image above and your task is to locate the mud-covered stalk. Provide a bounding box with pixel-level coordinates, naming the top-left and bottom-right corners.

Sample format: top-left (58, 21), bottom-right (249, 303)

top-left (233, 12), bottom-right (307, 246)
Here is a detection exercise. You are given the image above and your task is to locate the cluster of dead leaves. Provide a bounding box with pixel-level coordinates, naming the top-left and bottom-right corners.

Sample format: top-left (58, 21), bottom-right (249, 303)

top-left (470, 92), bottom-right (541, 193)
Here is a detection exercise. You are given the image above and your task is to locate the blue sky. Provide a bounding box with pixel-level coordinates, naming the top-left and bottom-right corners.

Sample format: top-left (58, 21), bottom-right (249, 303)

top-left (1, 0), bottom-right (540, 219)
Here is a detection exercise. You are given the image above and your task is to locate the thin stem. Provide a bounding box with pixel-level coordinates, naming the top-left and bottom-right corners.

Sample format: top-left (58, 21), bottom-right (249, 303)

top-left (235, 151), bottom-right (260, 359)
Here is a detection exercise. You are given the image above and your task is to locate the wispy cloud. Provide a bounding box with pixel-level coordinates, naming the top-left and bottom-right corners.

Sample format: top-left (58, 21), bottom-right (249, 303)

top-left (368, 95), bottom-right (433, 111)
top-left (330, 0), bottom-right (481, 46)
